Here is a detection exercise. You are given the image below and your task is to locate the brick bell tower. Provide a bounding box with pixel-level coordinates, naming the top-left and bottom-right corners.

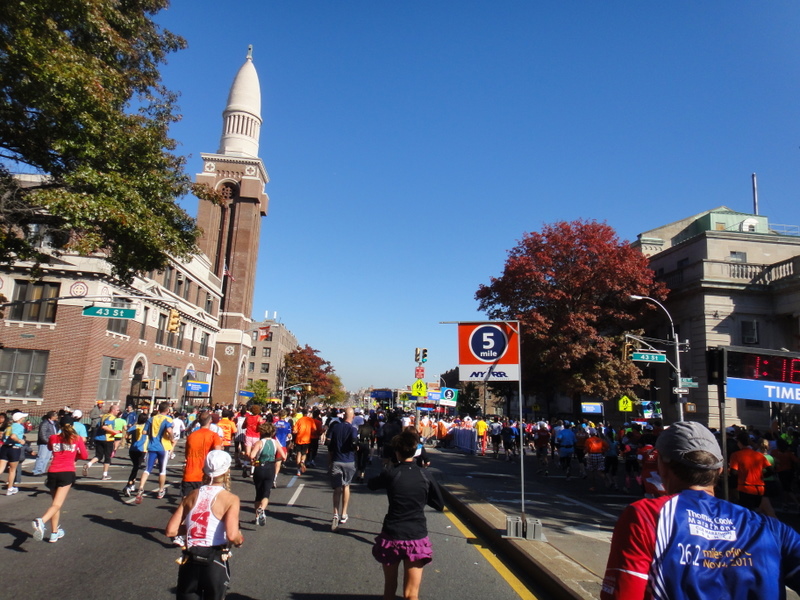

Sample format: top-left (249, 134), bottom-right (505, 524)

top-left (195, 46), bottom-right (269, 405)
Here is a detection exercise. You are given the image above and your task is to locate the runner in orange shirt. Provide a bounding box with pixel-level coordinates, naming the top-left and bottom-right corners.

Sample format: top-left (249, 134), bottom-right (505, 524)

top-left (729, 431), bottom-right (772, 513)
top-left (583, 428), bottom-right (609, 492)
top-left (293, 409), bottom-right (318, 475)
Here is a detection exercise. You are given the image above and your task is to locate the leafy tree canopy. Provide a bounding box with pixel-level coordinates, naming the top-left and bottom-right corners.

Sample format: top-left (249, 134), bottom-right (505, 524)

top-left (244, 379), bottom-right (271, 405)
top-left (0, 0), bottom-right (216, 281)
top-left (283, 344), bottom-right (335, 400)
top-left (475, 219), bottom-right (667, 401)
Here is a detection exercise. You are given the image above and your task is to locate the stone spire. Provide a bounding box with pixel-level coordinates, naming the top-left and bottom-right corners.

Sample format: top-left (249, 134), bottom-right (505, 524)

top-left (218, 45), bottom-right (262, 158)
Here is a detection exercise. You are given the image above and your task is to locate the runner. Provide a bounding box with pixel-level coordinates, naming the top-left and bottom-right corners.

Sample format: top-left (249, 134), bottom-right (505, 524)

top-left (488, 416), bottom-right (503, 459)
top-left (602, 421), bottom-right (800, 599)
top-left (534, 424), bottom-right (551, 475)
top-left (32, 414), bottom-right (88, 543)
top-left (241, 405), bottom-right (264, 476)
top-left (134, 401), bottom-right (174, 503)
top-left (165, 450), bottom-right (244, 600)
top-left (584, 428), bottom-right (609, 492)
top-left (123, 413), bottom-right (148, 497)
top-left (475, 416), bottom-right (488, 456)
top-left (368, 428), bottom-right (445, 600)
top-left (247, 421), bottom-right (286, 527)
top-left (556, 421), bottom-right (577, 480)
top-left (273, 409), bottom-right (292, 487)
top-left (293, 408), bottom-right (318, 476)
top-left (83, 404), bottom-right (122, 480)
top-left (328, 407), bottom-right (358, 531)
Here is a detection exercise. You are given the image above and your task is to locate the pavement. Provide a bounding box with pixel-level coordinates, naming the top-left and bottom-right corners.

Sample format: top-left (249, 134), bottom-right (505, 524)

top-left (427, 444), bottom-right (800, 600)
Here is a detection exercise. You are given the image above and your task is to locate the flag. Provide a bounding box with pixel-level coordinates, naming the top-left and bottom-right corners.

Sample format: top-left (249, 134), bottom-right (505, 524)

top-left (258, 326), bottom-right (271, 341)
top-left (223, 262), bottom-right (236, 281)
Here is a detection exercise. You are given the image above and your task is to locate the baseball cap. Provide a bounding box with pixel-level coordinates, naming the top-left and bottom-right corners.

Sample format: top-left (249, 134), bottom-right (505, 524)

top-left (11, 411), bottom-right (28, 421)
top-left (204, 450), bottom-right (232, 478)
top-left (59, 415), bottom-right (74, 428)
top-left (656, 421), bottom-right (723, 470)
top-left (72, 409), bottom-right (83, 419)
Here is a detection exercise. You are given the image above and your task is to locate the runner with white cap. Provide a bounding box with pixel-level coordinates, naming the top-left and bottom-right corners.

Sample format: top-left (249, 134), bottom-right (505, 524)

top-left (166, 449), bottom-right (244, 599)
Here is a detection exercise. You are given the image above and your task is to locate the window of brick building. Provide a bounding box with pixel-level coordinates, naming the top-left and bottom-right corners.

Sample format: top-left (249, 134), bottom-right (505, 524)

top-left (0, 348), bottom-right (49, 398)
top-left (199, 332), bottom-right (210, 357)
top-left (9, 280), bottom-right (60, 323)
top-left (107, 299), bottom-right (132, 335)
top-left (97, 356), bottom-right (124, 401)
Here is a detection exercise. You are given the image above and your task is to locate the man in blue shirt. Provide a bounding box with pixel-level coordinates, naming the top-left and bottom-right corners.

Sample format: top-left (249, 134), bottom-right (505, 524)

top-left (602, 420), bottom-right (800, 599)
top-left (327, 407), bottom-right (358, 531)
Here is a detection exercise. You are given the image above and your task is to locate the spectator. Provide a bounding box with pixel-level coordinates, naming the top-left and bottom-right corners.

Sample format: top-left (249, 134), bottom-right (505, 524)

top-left (32, 411), bottom-right (58, 476)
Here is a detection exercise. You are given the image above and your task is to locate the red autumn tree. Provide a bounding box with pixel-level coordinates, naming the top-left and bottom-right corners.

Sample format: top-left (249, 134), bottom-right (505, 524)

top-left (283, 344), bottom-right (335, 401)
top-left (475, 219), bottom-right (667, 404)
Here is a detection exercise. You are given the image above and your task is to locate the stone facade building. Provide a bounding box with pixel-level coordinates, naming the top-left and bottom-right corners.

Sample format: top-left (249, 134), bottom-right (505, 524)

top-left (245, 315), bottom-right (298, 399)
top-left (632, 206), bottom-right (800, 429)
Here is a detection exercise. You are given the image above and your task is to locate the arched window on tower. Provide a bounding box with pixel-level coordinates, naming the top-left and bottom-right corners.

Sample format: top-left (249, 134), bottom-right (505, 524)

top-left (220, 182), bottom-right (239, 202)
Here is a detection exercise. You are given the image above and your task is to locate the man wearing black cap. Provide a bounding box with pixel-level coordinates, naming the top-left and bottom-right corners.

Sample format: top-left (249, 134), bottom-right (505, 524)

top-left (602, 421), bottom-right (800, 600)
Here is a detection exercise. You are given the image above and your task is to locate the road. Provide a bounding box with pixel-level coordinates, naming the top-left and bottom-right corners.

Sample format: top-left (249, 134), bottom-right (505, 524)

top-left (0, 442), bottom-right (538, 600)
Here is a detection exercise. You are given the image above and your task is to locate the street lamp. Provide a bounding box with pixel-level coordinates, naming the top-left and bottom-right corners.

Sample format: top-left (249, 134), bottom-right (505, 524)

top-left (630, 294), bottom-right (685, 422)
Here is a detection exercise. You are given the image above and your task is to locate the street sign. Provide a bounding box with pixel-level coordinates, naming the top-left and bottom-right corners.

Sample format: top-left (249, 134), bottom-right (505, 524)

top-left (411, 379), bottom-right (427, 397)
top-left (186, 380), bottom-right (210, 393)
top-left (415, 366), bottom-right (425, 379)
top-left (457, 322), bottom-right (520, 382)
top-left (680, 377), bottom-right (699, 388)
top-left (581, 402), bottom-right (603, 414)
top-left (618, 395), bottom-right (634, 412)
top-left (673, 387), bottom-right (689, 395)
top-left (441, 387), bottom-right (459, 406)
top-left (82, 306), bottom-right (137, 319)
top-left (632, 352), bottom-right (666, 363)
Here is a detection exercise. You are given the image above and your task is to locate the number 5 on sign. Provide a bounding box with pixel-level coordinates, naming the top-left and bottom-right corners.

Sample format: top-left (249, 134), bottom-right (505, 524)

top-left (618, 395), bottom-right (633, 412)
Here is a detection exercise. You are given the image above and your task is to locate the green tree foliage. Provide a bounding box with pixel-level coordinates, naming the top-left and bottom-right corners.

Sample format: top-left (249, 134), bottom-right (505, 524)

top-left (456, 382), bottom-right (481, 417)
top-left (0, 0), bottom-right (216, 281)
top-left (244, 379), bottom-right (271, 405)
top-left (283, 345), bottom-right (335, 399)
top-left (475, 219), bottom-right (667, 402)
top-left (325, 373), bottom-right (347, 405)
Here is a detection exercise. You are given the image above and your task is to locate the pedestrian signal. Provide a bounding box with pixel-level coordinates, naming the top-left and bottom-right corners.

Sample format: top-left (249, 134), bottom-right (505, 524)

top-left (415, 347), bottom-right (421, 362)
top-left (421, 348), bottom-right (428, 363)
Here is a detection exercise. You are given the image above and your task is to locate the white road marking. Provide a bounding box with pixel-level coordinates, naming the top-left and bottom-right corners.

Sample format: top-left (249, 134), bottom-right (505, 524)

top-left (287, 483), bottom-right (304, 507)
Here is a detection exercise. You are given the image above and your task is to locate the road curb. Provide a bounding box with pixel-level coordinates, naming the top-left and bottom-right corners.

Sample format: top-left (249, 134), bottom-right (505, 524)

top-left (440, 481), bottom-right (603, 600)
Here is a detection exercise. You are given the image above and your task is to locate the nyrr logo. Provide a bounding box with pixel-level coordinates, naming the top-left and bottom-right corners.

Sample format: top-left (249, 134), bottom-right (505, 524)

top-left (470, 371), bottom-right (509, 378)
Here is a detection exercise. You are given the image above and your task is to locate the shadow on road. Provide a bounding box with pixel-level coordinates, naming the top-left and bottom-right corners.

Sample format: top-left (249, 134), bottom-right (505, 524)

top-left (83, 513), bottom-right (173, 548)
top-left (0, 521), bottom-right (29, 552)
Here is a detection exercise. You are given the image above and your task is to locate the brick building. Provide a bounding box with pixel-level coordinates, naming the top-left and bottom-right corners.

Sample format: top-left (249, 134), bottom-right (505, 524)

top-left (0, 48), bottom-right (270, 414)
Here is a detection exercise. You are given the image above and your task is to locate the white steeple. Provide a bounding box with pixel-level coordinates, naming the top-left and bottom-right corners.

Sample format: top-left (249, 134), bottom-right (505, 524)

top-left (218, 45), bottom-right (262, 158)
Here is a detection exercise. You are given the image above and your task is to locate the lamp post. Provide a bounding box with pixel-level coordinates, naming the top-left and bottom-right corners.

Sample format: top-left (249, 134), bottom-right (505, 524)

top-left (630, 294), bottom-right (684, 422)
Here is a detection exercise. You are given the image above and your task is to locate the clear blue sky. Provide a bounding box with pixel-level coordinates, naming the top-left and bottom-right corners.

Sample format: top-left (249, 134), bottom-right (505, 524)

top-left (154, 2), bottom-right (800, 391)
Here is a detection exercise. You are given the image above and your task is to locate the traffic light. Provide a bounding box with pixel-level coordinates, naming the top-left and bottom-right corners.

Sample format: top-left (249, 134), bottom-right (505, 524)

top-left (421, 348), bottom-right (428, 363)
top-left (415, 347), bottom-right (421, 362)
top-left (622, 341), bottom-right (634, 361)
top-left (167, 309), bottom-right (180, 333)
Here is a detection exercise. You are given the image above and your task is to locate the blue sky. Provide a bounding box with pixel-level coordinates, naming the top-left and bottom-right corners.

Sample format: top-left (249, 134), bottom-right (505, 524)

top-left (154, 2), bottom-right (800, 391)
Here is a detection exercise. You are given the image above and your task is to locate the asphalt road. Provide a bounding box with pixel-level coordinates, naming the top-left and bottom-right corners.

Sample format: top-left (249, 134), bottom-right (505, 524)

top-left (0, 442), bottom-right (535, 600)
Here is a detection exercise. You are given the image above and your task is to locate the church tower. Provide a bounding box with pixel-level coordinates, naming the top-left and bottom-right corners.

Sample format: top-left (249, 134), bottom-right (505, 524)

top-left (195, 46), bottom-right (269, 405)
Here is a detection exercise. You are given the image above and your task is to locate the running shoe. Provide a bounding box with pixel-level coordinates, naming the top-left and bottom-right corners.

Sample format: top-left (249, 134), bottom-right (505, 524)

top-left (173, 535), bottom-right (185, 546)
top-left (299, 462), bottom-right (306, 474)
top-left (339, 514), bottom-right (349, 525)
top-left (134, 492), bottom-right (143, 505)
top-left (256, 508), bottom-right (266, 527)
top-left (307, 460), bottom-right (315, 467)
top-left (102, 475), bottom-right (112, 481)
top-left (157, 488), bottom-right (166, 499)
top-left (48, 528), bottom-right (64, 543)
top-left (124, 485), bottom-right (133, 497)
top-left (6, 487), bottom-right (18, 496)
top-left (82, 464), bottom-right (89, 477)
top-left (331, 514), bottom-right (339, 532)
top-left (32, 518), bottom-right (45, 541)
